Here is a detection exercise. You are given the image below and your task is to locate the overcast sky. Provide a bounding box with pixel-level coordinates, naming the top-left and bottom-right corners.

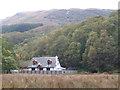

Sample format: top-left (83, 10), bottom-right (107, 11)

top-left (0, 0), bottom-right (119, 19)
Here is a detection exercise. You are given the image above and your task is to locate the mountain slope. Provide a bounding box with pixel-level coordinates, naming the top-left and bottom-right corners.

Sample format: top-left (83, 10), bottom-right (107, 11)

top-left (3, 24), bottom-right (58, 44)
top-left (2, 9), bottom-right (114, 26)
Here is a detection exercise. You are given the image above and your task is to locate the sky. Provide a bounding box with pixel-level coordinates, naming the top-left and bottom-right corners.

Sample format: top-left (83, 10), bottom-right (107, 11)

top-left (0, 0), bottom-right (119, 19)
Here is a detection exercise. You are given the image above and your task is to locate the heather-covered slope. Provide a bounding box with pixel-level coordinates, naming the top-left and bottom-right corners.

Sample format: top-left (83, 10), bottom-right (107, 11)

top-left (2, 9), bottom-right (114, 26)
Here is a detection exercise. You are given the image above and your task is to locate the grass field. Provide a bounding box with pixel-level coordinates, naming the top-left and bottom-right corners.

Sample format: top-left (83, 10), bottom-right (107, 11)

top-left (2, 74), bottom-right (119, 88)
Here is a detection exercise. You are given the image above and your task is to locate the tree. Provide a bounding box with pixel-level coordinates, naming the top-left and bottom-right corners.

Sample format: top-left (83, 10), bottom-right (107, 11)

top-left (64, 42), bottom-right (81, 67)
top-left (83, 30), bottom-right (117, 72)
top-left (95, 30), bottom-right (118, 72)
top-left (82, 31), bottom-right (99, 72)
top-left (2, 39), bottom-right (18, 73)
top-left (2, 56), bottom-right (18, 73)
top-left (48, 35), bottom-right (69, 57)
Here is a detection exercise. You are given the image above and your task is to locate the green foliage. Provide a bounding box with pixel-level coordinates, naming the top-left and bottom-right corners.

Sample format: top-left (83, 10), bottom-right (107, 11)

top-left (1, 39), bottom-right (18, 73)
top-left (64, 42), bottom-right (81, 67)
top-left (2, 56), bottom-right (18, 72)
top-left (83, 30), bottom-right (118, 72)
top-left (2, 25), bottom-right (56, 45)
top-left (2, 23), bottom-right (43, 33)
top-left (3, 32), bottom-right (36, 44)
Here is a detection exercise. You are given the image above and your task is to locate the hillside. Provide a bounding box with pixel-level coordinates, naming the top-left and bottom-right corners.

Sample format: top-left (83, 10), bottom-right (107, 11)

top-left (15, 11), bottom-right (119, 72)
top-left (2, 23), bottom-right (43, 33)
top-left (2, 9), bottom-right (114, 45)
top-left (2, 9), bottom-right (114, 26)
top-left (1, 9), bottom-right (119, 73)
top-left (3, 24), bottom-right (57, 44)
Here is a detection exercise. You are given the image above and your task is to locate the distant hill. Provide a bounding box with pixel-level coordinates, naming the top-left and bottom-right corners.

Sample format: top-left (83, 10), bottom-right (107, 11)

top-left (2, 9), bottom-right (114, 26)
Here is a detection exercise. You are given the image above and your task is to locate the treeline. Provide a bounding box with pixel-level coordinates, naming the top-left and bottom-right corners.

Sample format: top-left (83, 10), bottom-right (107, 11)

top-left (2, 25), bottom-right (56, 45)
top-left (16, 11), bottom-right (119, 73)
top-left (1, 38), bottom-right (18, 73)
top-left (2, 23), bottom-right (43, 33)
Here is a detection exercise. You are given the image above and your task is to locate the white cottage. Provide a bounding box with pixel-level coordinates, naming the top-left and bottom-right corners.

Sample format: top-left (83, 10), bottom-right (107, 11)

top-left (28, 56), bottom-right (65, 71)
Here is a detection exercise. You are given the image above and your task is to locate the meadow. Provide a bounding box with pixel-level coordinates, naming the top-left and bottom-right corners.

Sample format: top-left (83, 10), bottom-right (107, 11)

top-left (2, 74), bottom-right (119, 88)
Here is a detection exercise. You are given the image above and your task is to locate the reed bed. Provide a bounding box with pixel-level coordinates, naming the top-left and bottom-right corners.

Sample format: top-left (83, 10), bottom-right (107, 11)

top-left (0, 75), bottom-right (2, 89)
top-left (2, 74), bottom-right (119, 88)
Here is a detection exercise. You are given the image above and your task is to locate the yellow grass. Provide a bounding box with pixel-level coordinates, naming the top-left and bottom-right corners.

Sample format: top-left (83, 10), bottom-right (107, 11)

top-left (2, 74), bottom-right (119, 88)
top-left (0, 75), bottom-right (2, 89)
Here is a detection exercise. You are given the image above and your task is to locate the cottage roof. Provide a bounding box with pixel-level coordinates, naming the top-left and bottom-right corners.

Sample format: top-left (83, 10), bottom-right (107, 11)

top-left (30, 57), bottom-right (58, 67)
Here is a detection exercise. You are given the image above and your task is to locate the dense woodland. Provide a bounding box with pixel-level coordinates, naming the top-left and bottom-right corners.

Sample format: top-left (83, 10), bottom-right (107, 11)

top-left (1, 11), bottom-right (119, 73)
top-left (1, 38), bottom-right (18, 73)
top-left (2, 23), bottom-right (43, 33)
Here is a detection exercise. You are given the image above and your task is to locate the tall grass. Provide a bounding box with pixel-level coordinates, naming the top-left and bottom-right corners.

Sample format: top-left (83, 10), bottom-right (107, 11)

top-left (2, 74), bottom-right (118, 88)
top-left (0, 75), bottom-right (2, 89)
